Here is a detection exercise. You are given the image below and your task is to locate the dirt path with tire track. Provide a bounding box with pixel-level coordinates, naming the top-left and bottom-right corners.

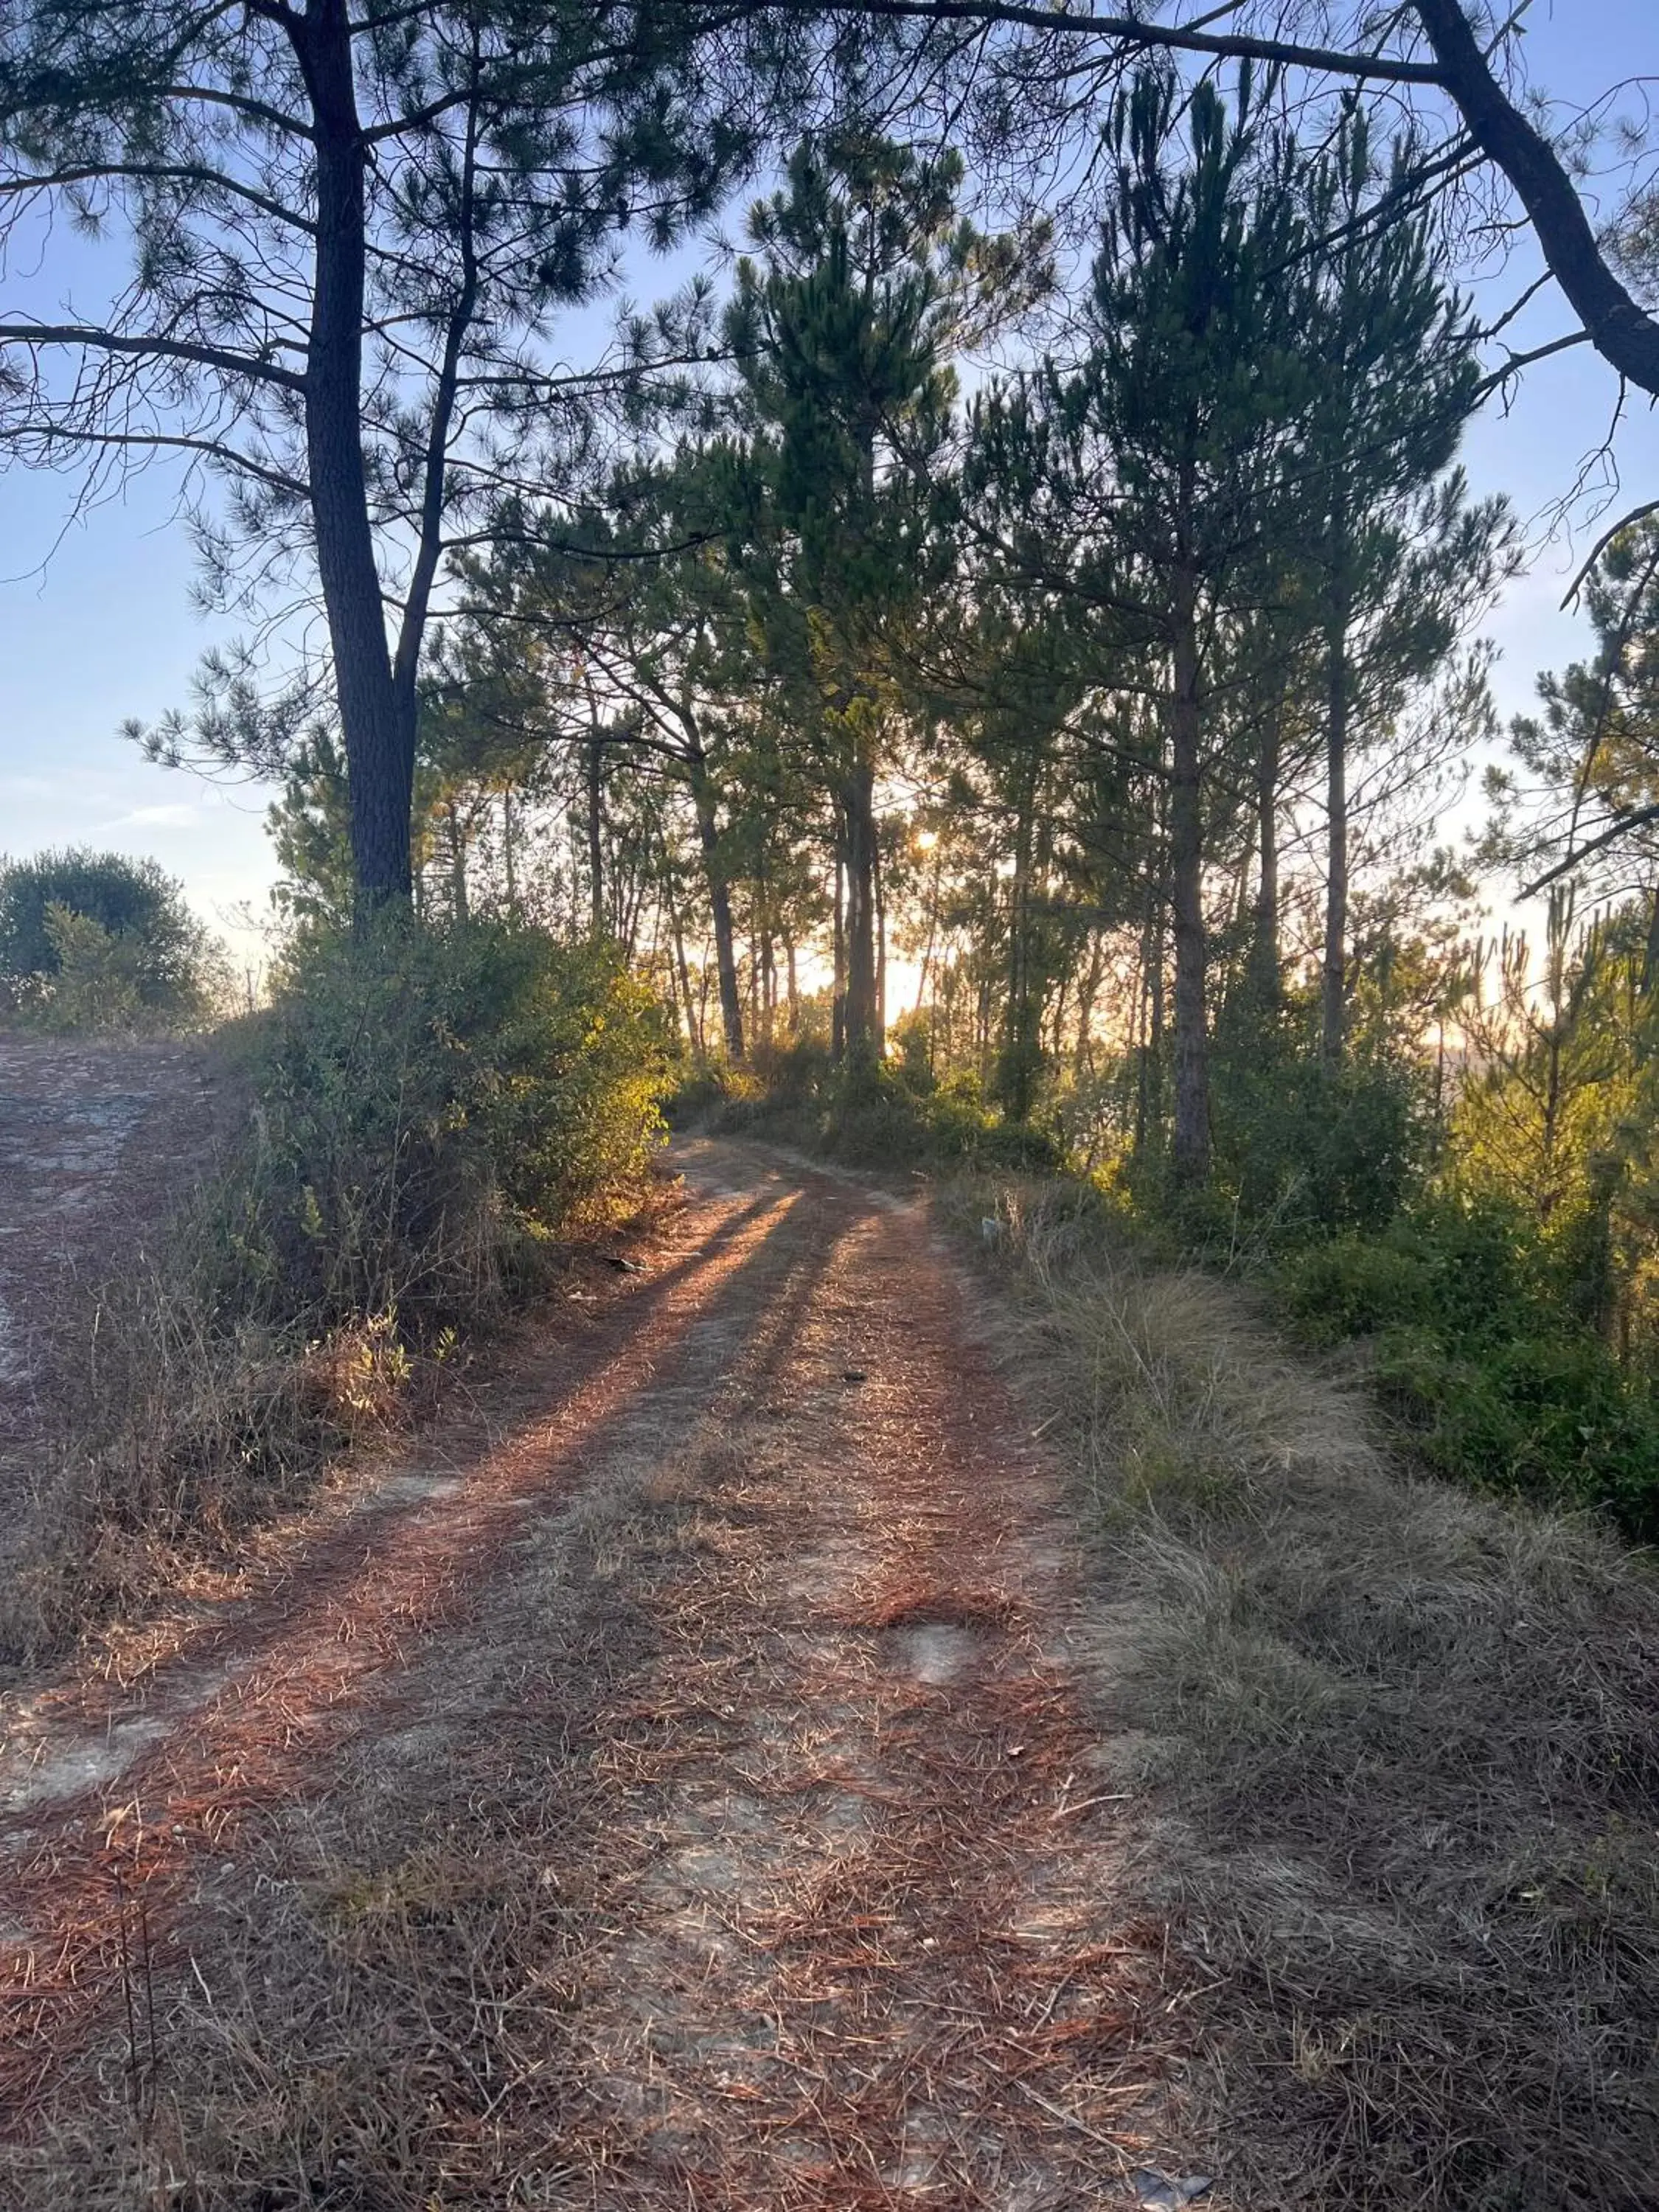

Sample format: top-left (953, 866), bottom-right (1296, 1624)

top-left (0, 1141), bottom-right (1200, 2210)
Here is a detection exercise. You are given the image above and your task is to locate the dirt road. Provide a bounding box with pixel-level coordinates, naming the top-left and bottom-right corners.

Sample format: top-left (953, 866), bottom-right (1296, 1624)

top-left (0, 1141), bottom-right (1193, 2208)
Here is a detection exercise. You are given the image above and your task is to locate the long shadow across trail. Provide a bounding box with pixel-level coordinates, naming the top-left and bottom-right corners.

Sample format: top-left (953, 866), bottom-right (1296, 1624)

top-left (0, 1170), bottom-right (841, 2131)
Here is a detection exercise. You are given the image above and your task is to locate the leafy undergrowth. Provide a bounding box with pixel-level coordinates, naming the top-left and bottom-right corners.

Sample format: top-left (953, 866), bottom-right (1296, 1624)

top-left (962, 1174), bottom-right (1659, 2212)
top-left (1276, 1199), bottom-right (1659, 1543)
top-left (681, 1053), bottom-right (1659, 1545)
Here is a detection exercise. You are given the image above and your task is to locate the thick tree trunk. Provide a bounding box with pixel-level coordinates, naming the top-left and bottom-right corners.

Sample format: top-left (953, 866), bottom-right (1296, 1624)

top-left (832, 835), bottom-right (846, 1062)
top-left (501, 789), bottom-right (518, 917)
top-left (690, 768), bottom-right (743, 1062)
top-left (1169, 563), bottom-right (1210, 1184)
top-left (1321, 590), bottom-right (1351, 1068)
top-left (296, 0), bottom-right (411, 905)
top-left (841, 761), bottom-right (881, 1067)
top-left (1251, 699), bottom-right (1281, 1009)
top-left (586, 730), bottom-right (605, 937)
top-left (1411, 0), bottom-right (1659, 402)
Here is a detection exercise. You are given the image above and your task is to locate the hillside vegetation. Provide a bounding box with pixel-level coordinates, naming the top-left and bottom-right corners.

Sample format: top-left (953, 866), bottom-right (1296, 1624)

top-left (1, 917), bottom-right (670, 1662)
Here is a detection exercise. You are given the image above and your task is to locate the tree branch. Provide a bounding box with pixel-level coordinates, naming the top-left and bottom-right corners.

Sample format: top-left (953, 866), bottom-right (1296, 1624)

top-left (0, 161), bottom-right (314, 234)
top-left (721, 0), bottom-right (1447, 86)
top-left (1412, 0), bottom-right (1659, 399)
top-left (0, 321), bottom-right (305, 391)
top-left (0, 422), bottom-right (307, 495)
top-left (1560, 496), bottom-right (1659, 609)
top-left (1521, 801), bottom-right (1659, 897)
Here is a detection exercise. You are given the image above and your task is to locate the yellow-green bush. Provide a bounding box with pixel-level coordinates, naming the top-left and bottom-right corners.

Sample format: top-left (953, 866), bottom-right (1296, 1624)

top-left (240, 915), bottom-right (674, 1326)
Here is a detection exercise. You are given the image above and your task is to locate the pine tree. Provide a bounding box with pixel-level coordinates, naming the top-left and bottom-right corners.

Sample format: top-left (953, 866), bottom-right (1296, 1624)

top-left (719, 131), bottom-right (1040, 1070)
top-left (1, 1), bottom-right (793, 902)
top-left (1292, 114), bottom-right (1511, 1065)
top-left (971, 72), bottom-right (1309, 1183)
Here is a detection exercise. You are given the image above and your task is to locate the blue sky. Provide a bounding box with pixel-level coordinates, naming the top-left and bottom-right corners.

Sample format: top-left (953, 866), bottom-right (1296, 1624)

top-left (1, 0), bottom-right (1655, 956)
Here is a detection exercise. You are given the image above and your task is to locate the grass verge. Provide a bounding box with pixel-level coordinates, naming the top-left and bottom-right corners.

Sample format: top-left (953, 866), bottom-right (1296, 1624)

top-left (964, 1175), bottom-right (1659, 2211)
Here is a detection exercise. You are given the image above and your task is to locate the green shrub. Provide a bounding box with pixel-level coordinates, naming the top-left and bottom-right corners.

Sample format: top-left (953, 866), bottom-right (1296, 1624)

top-left (1277, 1234), bottom-right (1436, 1344)
top-left (1211, 1040), bottom-right (1430, 1241)
top-left (1276, 1193), bottom-right (1659, 1542)
top-left (1371, 1326), bottom-right (1659, 1539)
top-left (35, 904), bottom-right (151, 1032)
top-left (669, 1049), bottom-right (1066, 1174)
top-left (749, 1034), bottom-right (833, 1108)
top-left (10, 914), bottom-right (675, 1655)
top-left (243, 916), bottom-right (672, 1326)
top-left (812, 1064), bottom-right (1065, 1173)
top-left (0, 846), bottom-right (220, 1029)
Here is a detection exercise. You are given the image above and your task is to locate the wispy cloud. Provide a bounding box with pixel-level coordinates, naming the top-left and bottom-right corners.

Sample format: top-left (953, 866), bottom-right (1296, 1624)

top-left (100, 801), bottom-right (203, 832)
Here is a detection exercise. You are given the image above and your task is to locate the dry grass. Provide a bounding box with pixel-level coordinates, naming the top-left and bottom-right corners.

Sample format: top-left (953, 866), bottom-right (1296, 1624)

top-left (3, 1419), bottom-right (738, 2211)
top-left (1, 1206), bottom-right (448, 1669)
top-left (2, 1159), bottom-right (1181, 2209)
top-left (964, 1176), bottom-right (1659, 2212)
top-left (0, 1151), bottom-right (679, 1672)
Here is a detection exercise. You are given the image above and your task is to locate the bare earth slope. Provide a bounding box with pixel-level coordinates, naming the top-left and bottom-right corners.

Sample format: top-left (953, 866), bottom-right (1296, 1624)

top-left (0, 1139), bottom-right (1197, 2209)
top-left (0, 1035), bottom-right (223, 1561)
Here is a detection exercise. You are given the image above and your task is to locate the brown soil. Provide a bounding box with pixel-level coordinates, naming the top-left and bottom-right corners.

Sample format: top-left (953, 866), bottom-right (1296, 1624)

top-left (0, 1034), bottom-right (229, 1564)
top-left (0, 1141), bottom-right (1197, 2208)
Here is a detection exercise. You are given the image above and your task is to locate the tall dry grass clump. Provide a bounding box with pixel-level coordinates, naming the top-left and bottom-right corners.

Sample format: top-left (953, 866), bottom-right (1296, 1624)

top-left (1, 917), bottom-right (672, 1663)
top-left (967, 1176), bottom-right (1659, 2211)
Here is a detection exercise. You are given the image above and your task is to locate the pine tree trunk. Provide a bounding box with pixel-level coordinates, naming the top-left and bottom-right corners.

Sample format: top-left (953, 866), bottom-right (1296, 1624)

top-left (586, 731), bottom-right (605, 938)
top-left (689, 765), bottom-right (743, 1062)
top-left (1000, 779), bottom-right (1039, 1121)
top-left (832, 832), bottom-right (847, 1062)
top-left (873, 830), bottom-right (887, 1043)
top-left (664, 874), bottom-right (700, 1060)
top-left (300, 0), bottom-right (412, 905)
top-left (1169, 561), bottom-right (1211, 1184)
top-left (448, 804), bottom-right (468, 923)
top-left (1135, 873), bottom-right (1166, 1159)
top-left (1321, 585), bottom-right (1351, 1068)
top-left (1074, 933), bottom-right (1103, 1085)
top-left (1251, 698), bottom-right (1281, 1009)
top-left (757, 855), bottom-right (776, 1049)
top-left (914, 840), bottom-right (942, 1016)
top-left (841, 762), bottom-right (881, 1067)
